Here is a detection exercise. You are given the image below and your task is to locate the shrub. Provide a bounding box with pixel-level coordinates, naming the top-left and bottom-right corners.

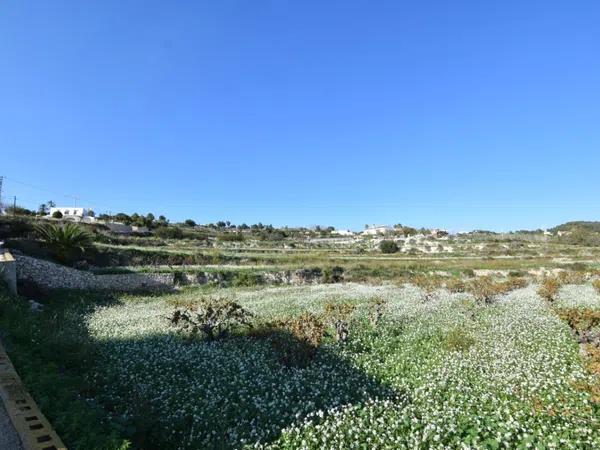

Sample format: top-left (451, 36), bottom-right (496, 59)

top-left (154, 226), bottom-right (183, 239)
top-left (538, 277), bottom-right (561, 303)
top-left (52, 210), bottom-right (63, 219)
top-left (267, 313), bottom-right (325, 368)
top-left (446, 278), bottom-right (466, 293)
top-left (557, 271), bottom-right (588, 285)
top-left (411, 274), bottom-right (443, 301)
top-left (323, 266), bottom-right (344, 283)
top-left (232, 271), bottom-right (263, 287)
top-left (218, 232), bottom-right (245, 242)
top-left (35, 222), bottom-right (92, 264)
top-left (467, 276), bottom-right (500, 305)
top-left (555, 308), bottom-right (600, 334)
top-left (173, 271), bottom-right (187, 286)
top-left (367, 296), bottom-right (386, 327)
top-left (593, 279), bottom-right (600, 295)
top-left (184, 219), bottom-right (196, 227)
top-left (555, 308), bottom-right (600, 345)
top-left (496, 277), bottom-right (528, 293)
top-left (379, 240), bottom-right (399, 254)
top-left (324, 302), bottom-right (356, 343)
top-left (167, 297), bottom-right (253, 341)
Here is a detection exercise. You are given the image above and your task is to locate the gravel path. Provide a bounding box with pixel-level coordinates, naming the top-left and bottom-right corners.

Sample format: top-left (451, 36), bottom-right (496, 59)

top-left (0, 400), bottom-right (23, 450)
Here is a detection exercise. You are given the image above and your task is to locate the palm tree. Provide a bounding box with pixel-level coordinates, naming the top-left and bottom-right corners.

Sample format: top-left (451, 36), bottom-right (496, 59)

top-left (35, 223), bottom-right (93, 264)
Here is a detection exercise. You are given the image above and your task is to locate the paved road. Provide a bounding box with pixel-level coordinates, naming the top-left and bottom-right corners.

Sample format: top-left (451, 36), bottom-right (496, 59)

top-left (0, 400), bottom-right (23, 450)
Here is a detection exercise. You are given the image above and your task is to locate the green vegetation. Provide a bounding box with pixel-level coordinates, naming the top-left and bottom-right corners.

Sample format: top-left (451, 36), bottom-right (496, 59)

top-left (35, 222), bottom-right (93, 264)
top-left (1, 281), bottom-right (599, 448)
top-left (379, 240), bottom-right (399, 253)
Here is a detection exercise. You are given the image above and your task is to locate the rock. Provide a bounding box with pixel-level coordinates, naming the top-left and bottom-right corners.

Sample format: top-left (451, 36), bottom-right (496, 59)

top-left (73, 260), bottom-right (90, 270)
top-left (28, 299), bottom-right (44, 312)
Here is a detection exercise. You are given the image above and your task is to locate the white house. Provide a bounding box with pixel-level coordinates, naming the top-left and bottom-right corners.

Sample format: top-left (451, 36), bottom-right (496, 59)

top-left (362, 225), bottom-right (394, 236)
top-left (49, 207), bottom-right (93, 219)
top-left (332, 229), bottom-right (355, 236)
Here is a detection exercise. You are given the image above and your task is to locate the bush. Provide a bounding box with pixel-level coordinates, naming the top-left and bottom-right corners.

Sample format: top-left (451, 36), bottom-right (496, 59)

top-left (379, 240), bottom-right (399, 254)
top-left (593, 279), bottom-right (600, 295)
top-left (154, 226), bottom-right (183, 239)
top-left (267, 313), bottom-right (325, 368)
top-left (323, 266), bottom-right (344, 283)
top-left (467, 277), bottom-right (500, 305)
top-left (557, 271), bottom-right (588, 285)
top-left (324, 302), bottom-right (356, 343)
top-left (232, 271), bottom-right (263, 287)
top-left (555, 308), bottom-right (600, 345)
top-left (52, 210), bottom-right (63, 218)
top-left (367, 296), bottom-right (386, 327)
top-left (446, 278), bottom-right (466, 293)
top-left (167, 297), bottom-right (253, 341)
top-left (538, 277), bottom-right (562, 303)
top-left (218, 232), bottom-right (245, 242)
top-left (411, 274), bottom-right (442, 301)
top-left (35, 222), bottom-right (93, 264)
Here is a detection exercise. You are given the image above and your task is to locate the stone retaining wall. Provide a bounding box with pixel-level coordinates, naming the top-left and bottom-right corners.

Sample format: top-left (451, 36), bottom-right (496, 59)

top-left (15, 255), bottom-right (327, 292)
top-left (16, 255), bottom-right (173, 291)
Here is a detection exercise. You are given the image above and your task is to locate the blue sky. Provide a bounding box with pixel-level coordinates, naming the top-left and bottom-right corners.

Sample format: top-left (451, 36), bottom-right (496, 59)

top-left (1, 1), bottom-right (600, 231)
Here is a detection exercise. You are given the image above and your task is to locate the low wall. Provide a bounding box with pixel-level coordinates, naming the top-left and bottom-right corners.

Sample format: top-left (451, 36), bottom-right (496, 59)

top-left (16, 255), bottom-right (174, 292)
top-left (15, 255), bottom-right (327, 293)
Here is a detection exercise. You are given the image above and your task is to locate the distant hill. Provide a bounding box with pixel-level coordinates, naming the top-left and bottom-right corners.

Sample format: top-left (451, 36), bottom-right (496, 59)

top-left (551, 221), bottom-right (600, 233)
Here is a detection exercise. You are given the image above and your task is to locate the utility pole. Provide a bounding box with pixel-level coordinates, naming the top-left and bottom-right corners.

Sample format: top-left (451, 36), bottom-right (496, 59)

top-left (0, 176), bottom-right (3, 211)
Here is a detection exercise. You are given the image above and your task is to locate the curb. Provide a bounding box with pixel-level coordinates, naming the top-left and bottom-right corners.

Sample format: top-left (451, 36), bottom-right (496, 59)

top-left (0, 342), bottom-right (66, 450)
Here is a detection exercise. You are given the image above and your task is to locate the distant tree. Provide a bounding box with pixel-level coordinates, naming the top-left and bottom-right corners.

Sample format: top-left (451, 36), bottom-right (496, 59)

top-left (52, 210), bottom-right (63, 219)
top-left (184, 219), bottom-right (196, 227)
top-left (401, 226), bottom-right (417, 236)
top-left (239, 223), bottom-right (249, 230)
top-left (216, 221), bottom-right (227, 228)
top-left (157, 215), bottom-right (169, 227)
top-left (87, 209), bottom-right (95, 217)
top-left (145, 213), bottom-right (156, 226)
top-left (115, 213), bottom-right (131, 224)
top-left (38, 203), bottom-right (47, 215)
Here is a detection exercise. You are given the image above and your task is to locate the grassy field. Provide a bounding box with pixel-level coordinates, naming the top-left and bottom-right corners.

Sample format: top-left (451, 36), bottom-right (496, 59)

top-left (1, 280), bottom-right (599, 449)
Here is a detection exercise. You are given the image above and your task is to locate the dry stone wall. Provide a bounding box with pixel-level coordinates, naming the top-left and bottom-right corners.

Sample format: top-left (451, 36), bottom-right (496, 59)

top-left (16, 255), bottom-right (173, 291)
top-left (15, 255), bottom-right (327, 292)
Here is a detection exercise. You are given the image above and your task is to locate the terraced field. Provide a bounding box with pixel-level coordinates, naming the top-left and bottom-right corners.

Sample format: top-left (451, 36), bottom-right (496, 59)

top-left (33, 282), bottom-right (598, 449)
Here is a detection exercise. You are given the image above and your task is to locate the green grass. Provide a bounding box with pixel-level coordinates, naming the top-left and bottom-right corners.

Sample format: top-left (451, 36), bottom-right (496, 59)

top-left (0, 287), bottom-right (130, 450)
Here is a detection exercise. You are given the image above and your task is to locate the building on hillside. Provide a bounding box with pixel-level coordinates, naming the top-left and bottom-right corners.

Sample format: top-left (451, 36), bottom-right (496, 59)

top-left (48, 207), bottom-right (95, 222)
top-left (332, 229), bottom-right (354, 236)
top-left (362, 225), bottom-right (394, 236)
top-left (430, 228), bottom-right (449, 238)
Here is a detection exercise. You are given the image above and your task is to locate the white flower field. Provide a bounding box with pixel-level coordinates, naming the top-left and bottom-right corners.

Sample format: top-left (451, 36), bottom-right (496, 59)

top-left (83, 282), bottom-right (600, 449)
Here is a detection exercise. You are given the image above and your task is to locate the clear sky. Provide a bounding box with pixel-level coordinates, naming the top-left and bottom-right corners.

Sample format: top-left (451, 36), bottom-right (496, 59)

top-left (1, 1), bottom-right (600, 231)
